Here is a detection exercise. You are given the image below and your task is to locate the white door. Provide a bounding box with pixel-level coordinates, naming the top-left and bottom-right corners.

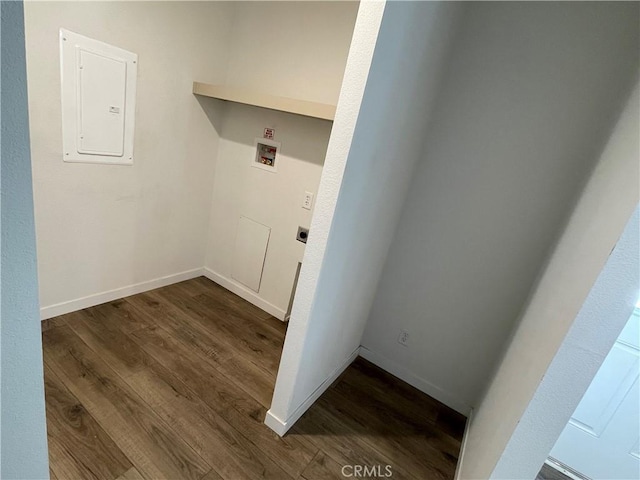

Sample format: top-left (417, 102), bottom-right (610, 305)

top-left (550, 308), bottom-right (640, 480)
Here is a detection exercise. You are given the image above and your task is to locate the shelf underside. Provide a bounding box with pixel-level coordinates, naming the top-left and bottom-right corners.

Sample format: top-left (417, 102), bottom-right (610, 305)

top-left (193, 82), bottom-right (336, 121)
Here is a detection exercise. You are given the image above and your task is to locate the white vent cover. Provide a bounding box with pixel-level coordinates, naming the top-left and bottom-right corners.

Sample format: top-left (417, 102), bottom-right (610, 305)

top-left (232, 217), bottom-right (271, 292)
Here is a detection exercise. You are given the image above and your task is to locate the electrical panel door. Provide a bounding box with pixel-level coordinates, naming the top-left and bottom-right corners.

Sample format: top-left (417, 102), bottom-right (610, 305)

top-left (60, 29), bottom-right (137, 165)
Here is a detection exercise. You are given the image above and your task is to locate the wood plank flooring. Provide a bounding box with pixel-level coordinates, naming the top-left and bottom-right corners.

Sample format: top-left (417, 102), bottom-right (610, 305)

top-left (43, 277), bottom-right (466, 480)
top-left (536, 463), bottom-right (576, 480)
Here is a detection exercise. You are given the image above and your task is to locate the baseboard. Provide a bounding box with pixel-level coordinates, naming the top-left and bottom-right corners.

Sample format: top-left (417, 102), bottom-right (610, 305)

top-left (40, 266), bottom-right (287, 321)
top-left (359, 346), bottom-right (472, 416)
top-left (40, 268), bottom-right (204, 320)
top-left (264, 346), bottom-right (361, 436)
top-left (454, 408), bottom-right (474, 480)
top-left (264, 410), bottom-right (289, 437)
top-left (202, 267), bottom-right (286, 321)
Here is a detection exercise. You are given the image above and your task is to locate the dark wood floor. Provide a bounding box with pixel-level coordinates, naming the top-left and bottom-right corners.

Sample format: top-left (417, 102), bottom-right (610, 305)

top-left (42, 276), bottom-right (465, 480)
top-left (536, 463), bottom-right (576, 480)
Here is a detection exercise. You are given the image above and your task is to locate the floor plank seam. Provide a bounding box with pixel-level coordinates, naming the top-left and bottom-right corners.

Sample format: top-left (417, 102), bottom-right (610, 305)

top-left (60, 322), bottom-right (216, 479)
top-left (43, 278), bottom-right (465, 480)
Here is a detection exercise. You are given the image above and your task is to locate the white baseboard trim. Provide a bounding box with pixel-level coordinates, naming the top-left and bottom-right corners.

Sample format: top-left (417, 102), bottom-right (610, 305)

top-left (264, 410), bottom-right (289, 437)
top-left (359, 346), bottom-right (472, 416)
top-left (202, 267), bottom-right (286, 321)
top-left (264, 346), bottom-right (361, 436)
top-left (454, 408), bottom-right (473, 480)
top-left (40, 268), bottom-right (204, 320)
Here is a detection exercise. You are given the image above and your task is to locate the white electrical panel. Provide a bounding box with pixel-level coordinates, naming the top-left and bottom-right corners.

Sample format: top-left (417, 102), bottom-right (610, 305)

top-left (60, 29), bottom-right (137, 165)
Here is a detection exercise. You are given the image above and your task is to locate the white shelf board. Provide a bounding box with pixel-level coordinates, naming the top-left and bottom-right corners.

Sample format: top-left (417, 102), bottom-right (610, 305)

top-left (192, 82), bottom-right (335, 121)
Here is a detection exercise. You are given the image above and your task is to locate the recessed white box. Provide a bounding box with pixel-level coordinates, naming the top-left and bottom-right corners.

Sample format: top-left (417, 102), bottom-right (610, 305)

top-left (60, 29), bottom-right (137, 165)
top-left (252, 138), bottom-right (280, 172)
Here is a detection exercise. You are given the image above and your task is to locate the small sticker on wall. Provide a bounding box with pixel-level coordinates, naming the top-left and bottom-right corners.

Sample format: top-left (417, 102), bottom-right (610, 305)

top-left (264, 128), bottom-right (275, 139)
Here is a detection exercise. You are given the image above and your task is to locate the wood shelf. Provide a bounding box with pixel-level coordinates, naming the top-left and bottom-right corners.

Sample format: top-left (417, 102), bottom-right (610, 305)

top-left (192, 82), bottom-right (336, 121)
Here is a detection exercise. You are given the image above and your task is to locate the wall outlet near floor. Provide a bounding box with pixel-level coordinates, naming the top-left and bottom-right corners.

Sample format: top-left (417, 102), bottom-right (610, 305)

top-left (398, 330), bottom-right (409, 347)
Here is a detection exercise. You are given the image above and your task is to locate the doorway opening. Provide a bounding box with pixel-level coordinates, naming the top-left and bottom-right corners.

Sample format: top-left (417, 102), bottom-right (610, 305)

top-left (539, 301), bottom-right (640, 480)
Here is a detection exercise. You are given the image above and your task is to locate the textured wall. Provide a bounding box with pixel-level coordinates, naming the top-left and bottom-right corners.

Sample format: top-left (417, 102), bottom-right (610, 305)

top-left (25, 1), bottom-right (234, 315)
top-left (268, 0), bottom-right (461, 431)
top-left (495, 208), bottom-right (639, 479)
top-left (204, 1), bottom-right (357, 316)
top-left (362, 1), bottom-right (640, 413)
top-left (267, 0), bottom-right (386, 431)
top-left (460, 83), bottom-right (640, 480)
top-left (1, 1), bottom-right (50, 477)
top-left (224, 1), bottom-right (359, 105)
top-left (204, 103), bottom-right (331, 316)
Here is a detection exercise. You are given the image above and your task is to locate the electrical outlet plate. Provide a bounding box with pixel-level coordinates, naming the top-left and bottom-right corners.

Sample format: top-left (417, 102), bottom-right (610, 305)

top-left (398, 330), bottom-right (409, 347)
top-left (303, 191), bottom-right (314, 210)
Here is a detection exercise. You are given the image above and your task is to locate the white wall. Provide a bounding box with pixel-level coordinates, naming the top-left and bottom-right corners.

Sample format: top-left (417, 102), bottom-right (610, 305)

top-left (459, 82), bottom-right (640, 480)
top-left (361, 1), bottom-right (640, 414)
top-left (224, 1), bottom-right (359, 106)
top-left (0, 1), bottom-right (50, 476)
top-left (266, 0), bottom-right (462, 434)
top-left (24, 1), bottom-right (234, 317)
top-left (203, 1), bottom-right (358, 317)
top-left (204, 104), bottom-right (331, 317)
